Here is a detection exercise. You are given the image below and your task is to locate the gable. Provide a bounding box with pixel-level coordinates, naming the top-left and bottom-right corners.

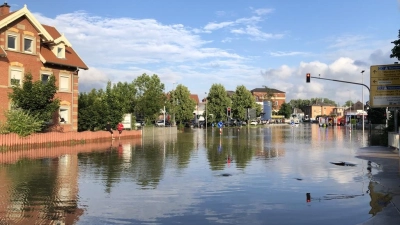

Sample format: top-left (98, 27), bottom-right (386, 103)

top-left (0, 5), bottom-right (53, 41)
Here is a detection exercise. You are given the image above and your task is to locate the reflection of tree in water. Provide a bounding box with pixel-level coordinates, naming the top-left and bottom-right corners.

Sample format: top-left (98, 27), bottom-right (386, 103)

top-left (4, 158), bottom-right (82, 224)
top-left (367, 182), bottom-right (392, 216)
top-left (130, 143), bottom-right (165, 188)
top-left (175, 133), bottom-right (196, 170)
top-left (79, 149), bottom-right (125, 193)
top-left (206, 135), bottom-right (255, 171)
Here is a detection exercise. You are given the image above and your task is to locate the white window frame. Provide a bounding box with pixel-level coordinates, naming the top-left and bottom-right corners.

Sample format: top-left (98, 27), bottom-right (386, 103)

top-left (9, 68), bottom-right (23, 87)
top-left (59, 106), bottom-right (70, 124)
top-left (59, 74), bottom-right (71, 92)
top-left (23, 37), bottom-right (34, 53)
top-left (275, 101), bottom-right (278, 106)
top-left (57, 47), bottom-right (65, 58)
top-left (7, 33), bottom-right (18, 51)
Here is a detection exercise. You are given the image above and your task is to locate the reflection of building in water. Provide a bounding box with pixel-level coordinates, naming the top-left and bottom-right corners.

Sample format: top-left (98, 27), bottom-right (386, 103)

top-left (257, 127), bottom-right (286, 158)
top-left (0, 155), bottom-right (83, 224)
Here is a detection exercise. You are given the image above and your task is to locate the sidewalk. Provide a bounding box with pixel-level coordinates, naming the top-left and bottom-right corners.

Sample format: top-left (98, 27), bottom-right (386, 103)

top-left (356, 146), bottom-right (400, 225)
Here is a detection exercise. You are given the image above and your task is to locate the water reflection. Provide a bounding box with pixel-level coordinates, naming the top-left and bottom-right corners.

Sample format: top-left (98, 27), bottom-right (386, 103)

top-left (0, 125), bottom-right (382, 225)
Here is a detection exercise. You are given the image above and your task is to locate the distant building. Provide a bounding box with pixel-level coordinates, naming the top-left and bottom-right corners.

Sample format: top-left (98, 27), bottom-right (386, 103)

top-left (250, 88), bottom-right (286, 112)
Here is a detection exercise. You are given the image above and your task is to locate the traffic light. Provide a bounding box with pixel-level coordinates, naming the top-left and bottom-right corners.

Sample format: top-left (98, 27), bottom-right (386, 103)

top-left (306, 193), bottom-right (311, 202)
top-left (227, 107), bottom-right (231, 117)
top-left (306, 73), bottom-right (310, 83)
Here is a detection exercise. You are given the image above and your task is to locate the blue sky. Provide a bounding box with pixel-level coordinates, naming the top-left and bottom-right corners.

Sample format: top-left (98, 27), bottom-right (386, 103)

top-left (8, 0), bottom-right (400, 105)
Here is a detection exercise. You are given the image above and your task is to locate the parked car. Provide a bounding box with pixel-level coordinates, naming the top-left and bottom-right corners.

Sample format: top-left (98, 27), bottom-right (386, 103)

top-left (250, 120), bottom-right (258, 125)
top-left (155, 120), bottom-right (165, 127)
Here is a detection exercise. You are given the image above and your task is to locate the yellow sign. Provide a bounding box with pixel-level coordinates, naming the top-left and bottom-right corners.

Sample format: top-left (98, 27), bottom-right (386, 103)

top-left (370, 64), bottom-right (400, 107)
top-left (370, 64), bottom-right (400, 78)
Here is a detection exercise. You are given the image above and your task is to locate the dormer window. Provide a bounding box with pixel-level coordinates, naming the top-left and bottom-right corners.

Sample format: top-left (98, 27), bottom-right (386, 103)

top-left (57, 47), bottom-right (64, 58)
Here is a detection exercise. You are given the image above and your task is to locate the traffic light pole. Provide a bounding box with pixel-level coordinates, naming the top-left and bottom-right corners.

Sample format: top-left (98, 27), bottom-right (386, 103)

top-left (309, 75), bottom-right (370, 92)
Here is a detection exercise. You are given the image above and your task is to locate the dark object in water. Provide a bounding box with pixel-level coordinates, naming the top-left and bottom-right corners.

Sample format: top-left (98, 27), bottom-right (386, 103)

top-left (330, 161), bottom-right (356, 167)
top-left (295, 178), bottom-right (303, 181)
top-left (221, 173), bottom-right (232, 177)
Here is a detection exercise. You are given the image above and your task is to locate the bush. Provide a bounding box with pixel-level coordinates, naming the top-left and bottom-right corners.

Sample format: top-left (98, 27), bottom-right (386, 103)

top-left (4, 109), bottom-right (44, 137)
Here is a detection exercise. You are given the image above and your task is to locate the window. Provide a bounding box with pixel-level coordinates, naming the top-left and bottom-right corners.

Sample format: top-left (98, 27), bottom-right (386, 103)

top-left (23, 38), bottom-right (33, 53)
top-left (57, 47), bottom-right (64, 58)
top-left (41, 74), bottom-right (50, 84)
top-left (10, 69), bottom-right (22, 86)
top-left (275, 101), bottom-right (278, 106)
top-left (59, 75), bottom-right (70, 91)
top-left (59, 106), bottom-right (69, 124)
top-left (7, 34), bottom-right (17, 50)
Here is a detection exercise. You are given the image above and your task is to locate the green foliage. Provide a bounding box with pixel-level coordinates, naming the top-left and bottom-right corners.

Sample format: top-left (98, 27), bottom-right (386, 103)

top-left (231, 85), bottom-right (255, 120)
top-left (263, 86), bottom-right (277, 110)
top-left (8, 73), bottom-right (59, 130)
top-left (133, 73), bottom-right (166, 123)
top-left (205, 84), bottom-right (231, 123)
top-left (367, 107), bottom-right (386, 124)
top-left (172, 84), bottom-right (196, 125)
top-left (2, 109), bottom-right (43, 137)
top-left (310, 98), bottom-right (336, 106)
top-left (278, 103), bottom-right (292, 118)
top-left (343, 100), bottom-right (354, 107)
top-left (288, 99), bottom-right (311, 112)
top-left (390, 30), bottom-right (400, 61)
top-left (78, 81), bottom-right (134, 131)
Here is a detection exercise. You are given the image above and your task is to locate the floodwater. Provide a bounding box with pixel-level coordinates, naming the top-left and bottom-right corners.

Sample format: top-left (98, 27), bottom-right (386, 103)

top-left (0, 124), bottom-right (385, 225)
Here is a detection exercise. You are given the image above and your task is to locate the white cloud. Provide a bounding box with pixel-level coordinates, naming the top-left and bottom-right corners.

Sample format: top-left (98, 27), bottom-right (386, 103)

top-left (34, 12), bottom-right (241, 68)
top-left (269, 51), bottom-right (310, 57)
top-left (252, 8), bottom-right (274, 15)
top-left (327, 34), bottom-right (368, 49)
top-left (231, 26), bottom-right (284, 40)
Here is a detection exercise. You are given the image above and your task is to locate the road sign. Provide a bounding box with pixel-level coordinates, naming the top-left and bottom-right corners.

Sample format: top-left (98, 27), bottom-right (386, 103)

top-left (217, 121), bottom-right (223, 128)
top-left (370, 64), bottom-right (400, 107)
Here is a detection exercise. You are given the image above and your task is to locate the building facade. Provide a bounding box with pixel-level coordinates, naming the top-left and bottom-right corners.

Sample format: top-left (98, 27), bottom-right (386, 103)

top-left (0, 3), bottom-right (88, 132)
top-left (250, 88), bottom-right (286, 112)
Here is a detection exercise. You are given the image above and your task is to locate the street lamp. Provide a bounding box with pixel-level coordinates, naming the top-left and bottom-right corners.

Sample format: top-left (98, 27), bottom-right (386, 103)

top-left (361, 70), bottom-right (365, 134)
top-left (205, 92), bottom-right (207, 130)
top-left (172, 82), bottom-right (177, 126)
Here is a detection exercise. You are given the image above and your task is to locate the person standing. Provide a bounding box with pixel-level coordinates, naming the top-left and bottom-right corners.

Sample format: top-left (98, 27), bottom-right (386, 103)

top-left (105, 122), bottom-right (114, 139)
top-left (117, 122), bottom-right (124, 139)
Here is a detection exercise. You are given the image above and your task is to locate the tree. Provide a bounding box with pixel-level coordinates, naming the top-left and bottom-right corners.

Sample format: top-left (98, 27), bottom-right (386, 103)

top-left (263, 86), bottom-right (277, 110)
top-left (278, 103), bottom-right (292, 118)
top-left (205, 84), bottom-right (231, 124)
top-left (231, 85), bottom-right (256, 121)
top-left (288, 99), bottom-right (311, 112)
top-left (390, 29), bottom-right (400, 61)
top-left (343, 100), bottom-right (354, 107)
top-left (8, 73), bottom-right (60, 130)
top-left (173, 84), bottom-right (196, 125)
top-left (133, 73), bottom-right (166, 124)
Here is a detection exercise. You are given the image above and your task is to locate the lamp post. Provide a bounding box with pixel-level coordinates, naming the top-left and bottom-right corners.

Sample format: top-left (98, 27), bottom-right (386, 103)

top-left (172, 82), bottom-right (177, 126)
top-left (205, 92), bottom-right (207, 130)
top-left (361, 70), bottom-right (365, 134)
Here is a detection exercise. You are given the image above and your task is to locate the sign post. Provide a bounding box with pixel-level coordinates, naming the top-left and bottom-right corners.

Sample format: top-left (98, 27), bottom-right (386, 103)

top-left (370, 64), bottom-right (400, 108)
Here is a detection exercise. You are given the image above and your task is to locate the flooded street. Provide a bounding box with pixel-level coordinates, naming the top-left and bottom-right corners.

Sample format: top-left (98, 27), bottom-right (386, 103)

top-left (0, 124), bottom-right (383, 225)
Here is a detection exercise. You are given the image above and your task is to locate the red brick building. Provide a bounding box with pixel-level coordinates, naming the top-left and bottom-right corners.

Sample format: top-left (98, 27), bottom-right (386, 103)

top-left (250, 88), bottom-right (286, 112)
top-left (0, 3), bottom-right (88, 132)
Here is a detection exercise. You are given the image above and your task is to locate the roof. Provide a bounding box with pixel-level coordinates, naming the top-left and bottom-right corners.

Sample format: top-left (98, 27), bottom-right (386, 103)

top-left (40, 25), bottom-right (87, 69)
top-left (0, 5), bottom-right (88, 70)
top-left (226, 91), bottom-right (235, 97)
top-left (190, 94), bottom-right (199, 104)
top-left (40, 44), bottom-right (88, 70)
top-left (251, 88), bottom-right (285, 93)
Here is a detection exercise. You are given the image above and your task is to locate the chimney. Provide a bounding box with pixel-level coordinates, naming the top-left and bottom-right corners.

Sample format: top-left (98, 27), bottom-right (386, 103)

top-left (0, 2), bottom-right (10, 16)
